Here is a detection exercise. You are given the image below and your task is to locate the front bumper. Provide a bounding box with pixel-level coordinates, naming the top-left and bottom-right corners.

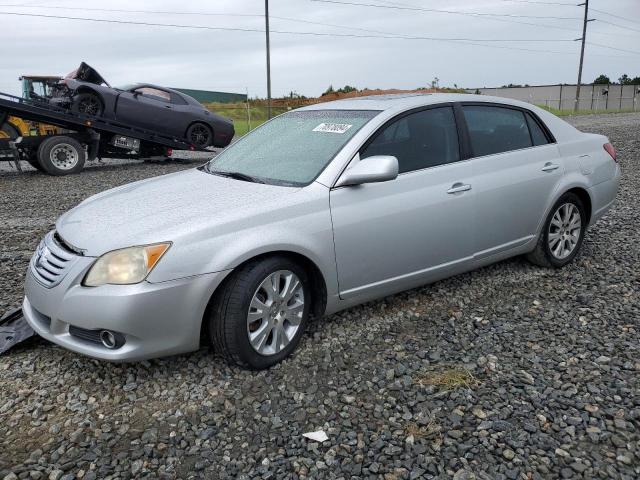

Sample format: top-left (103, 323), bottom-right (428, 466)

top-left (23, 260), bottom-right (230, 361)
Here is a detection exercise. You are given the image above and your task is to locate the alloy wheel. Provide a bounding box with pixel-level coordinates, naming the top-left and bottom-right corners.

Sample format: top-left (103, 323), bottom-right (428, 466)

top-left (79, 97), bottom-right (100, 115)
top-left (246, 270), bottom-right (305, 356)
top-left (189, 124), bottom-right (211, 147)
top-left (548, 203), bottom-right (581, 260)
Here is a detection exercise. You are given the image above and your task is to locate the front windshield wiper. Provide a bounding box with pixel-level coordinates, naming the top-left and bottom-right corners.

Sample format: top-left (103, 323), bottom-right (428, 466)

top-left (204, 168), bottom-right (265, 184)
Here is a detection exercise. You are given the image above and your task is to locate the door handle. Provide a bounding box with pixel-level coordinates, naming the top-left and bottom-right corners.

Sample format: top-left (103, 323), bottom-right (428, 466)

top-left (541, 163), bottom-right (560, 172)
top-left (165, 105), bottom-right (172, 109)
top-left (447, 183), bottom-right (472, 194)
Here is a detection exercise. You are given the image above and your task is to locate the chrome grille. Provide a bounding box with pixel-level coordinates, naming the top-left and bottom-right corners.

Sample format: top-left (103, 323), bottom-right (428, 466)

top-left (30, 231), bottom-right (78, 288)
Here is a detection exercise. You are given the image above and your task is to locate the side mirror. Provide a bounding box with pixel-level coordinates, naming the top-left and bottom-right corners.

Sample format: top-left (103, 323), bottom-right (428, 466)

top-left (335, 155), bottom-right (399, 187)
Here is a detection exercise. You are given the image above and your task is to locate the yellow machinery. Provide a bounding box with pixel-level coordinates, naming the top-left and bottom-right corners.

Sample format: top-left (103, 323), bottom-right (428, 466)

top-left (0, 75), bottom-right (61, 140)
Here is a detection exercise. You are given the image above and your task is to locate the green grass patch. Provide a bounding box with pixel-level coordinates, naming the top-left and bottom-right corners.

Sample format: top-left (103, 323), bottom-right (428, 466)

top-left (204, 102), bottom-right (292, 137)
top-left (537, 105), bottom-right (638, 117)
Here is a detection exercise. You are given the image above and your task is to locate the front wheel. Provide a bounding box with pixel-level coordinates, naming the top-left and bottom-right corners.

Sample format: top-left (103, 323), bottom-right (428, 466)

top-left (186, 122), bottom-right (213, 148)
top-left (209, 256), bottom-right (311, 369)
top-left (71, 93), bottom-right (103, 117)
top-left (526, 192), bottom-right (586, 268)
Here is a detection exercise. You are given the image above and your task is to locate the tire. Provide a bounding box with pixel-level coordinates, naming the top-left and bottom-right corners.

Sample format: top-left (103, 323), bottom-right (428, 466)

top-left (37, 136), bottom-right (86, 175)
top-left (526, 192), bottom-right (586, 268)
top-left (71, 93), bottom-right (103, 116)
top-left (1, 122), bottom-right (20, 139)
top-left (209, 256), bottom-right (311, 369)
top-left (186, 122), bottom-right (213, 148)
top-left (27, 154), bottom-right (44, 172)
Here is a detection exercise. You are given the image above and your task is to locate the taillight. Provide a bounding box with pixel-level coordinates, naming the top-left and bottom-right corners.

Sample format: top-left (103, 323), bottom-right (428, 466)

top-left (603, 143), bottom-right (617, 162)
top-left (166, 148), bottom-right (173, 157)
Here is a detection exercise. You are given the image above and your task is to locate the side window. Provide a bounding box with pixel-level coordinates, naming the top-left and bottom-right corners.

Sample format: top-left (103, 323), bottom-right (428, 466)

top-left (463, 105), bottom-right (532, 157)
top-left (361, 107), bottom-right (460, 174)
top-left (134, 87), bottom-right (171, 103)
top-left (525, 112), bottom-right (550, 146)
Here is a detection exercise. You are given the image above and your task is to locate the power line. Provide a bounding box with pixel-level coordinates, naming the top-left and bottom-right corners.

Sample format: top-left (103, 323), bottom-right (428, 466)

top-left (0, 3), bottom-right (577, 40)
top-left (0, 11), bottom-right (579, 43)
top-left (310, 0), bottom-right (581, 20)
top-left (588, 41), bottom-right (640, 55)
top-left (310, 0), bottom-right (580, 32)
top-left (500, 0), bottom-right (577, 6)
top-left (595, 18), bottom-right (640, 34)
top-left (591, 8), bottom-right (640, 27)
top-left (499, 1), bottom-right (640, 28)
top-left (1, 9), bottom-right (637, 59)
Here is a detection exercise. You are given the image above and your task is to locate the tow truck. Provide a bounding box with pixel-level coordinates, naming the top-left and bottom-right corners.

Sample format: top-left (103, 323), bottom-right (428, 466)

top-left (0, 78), bottom-right (202, 175)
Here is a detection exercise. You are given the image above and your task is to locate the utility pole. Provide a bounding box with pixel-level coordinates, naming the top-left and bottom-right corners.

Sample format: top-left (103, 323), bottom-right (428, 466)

top-left (265, 0), bottom-right (272, 119)
top-left (574, 0), bottom-right (594, 112)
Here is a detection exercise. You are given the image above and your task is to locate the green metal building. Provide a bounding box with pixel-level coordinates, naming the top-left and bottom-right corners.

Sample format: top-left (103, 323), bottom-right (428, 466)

top-left (173, 88), bottom-right (247, 104)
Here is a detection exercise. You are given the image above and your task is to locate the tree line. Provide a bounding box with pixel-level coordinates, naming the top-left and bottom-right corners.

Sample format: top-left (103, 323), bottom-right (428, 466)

top-left (593, 74), bottom-right (640, 85)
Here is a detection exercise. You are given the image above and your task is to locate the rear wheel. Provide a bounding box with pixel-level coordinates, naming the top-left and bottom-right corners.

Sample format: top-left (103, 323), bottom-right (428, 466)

top-left (186, 122), bottom-right (213, 148)
top-left (209, 256), bottom-right (311, 369)
top-left (526, 192), bottom-right (586, 268)
top-left (37, 136), bottom-right (86, 175)
top-left (27, 153), bottom-right (44, 172)
top-left (71, 93), bottom-right (103, 116)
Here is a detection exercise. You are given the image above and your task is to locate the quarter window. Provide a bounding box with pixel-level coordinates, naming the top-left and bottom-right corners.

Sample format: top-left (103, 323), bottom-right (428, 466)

top-left (462, 105), bottom-right (532, 157)
top-left (525, 112), bottom-right (550, 146)
top-left (361, 107), bottom-right (460, 173)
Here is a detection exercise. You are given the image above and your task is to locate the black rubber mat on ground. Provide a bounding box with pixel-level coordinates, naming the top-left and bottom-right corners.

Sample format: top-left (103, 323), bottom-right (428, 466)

top-left (0, 307), bottom-right (35, 355)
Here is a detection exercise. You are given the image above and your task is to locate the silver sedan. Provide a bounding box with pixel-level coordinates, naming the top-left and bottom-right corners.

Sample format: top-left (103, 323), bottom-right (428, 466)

top-left (23, 93), bottom-right (620, 368)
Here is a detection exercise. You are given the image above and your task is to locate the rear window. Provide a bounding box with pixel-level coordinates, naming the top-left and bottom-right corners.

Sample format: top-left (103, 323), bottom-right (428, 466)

top-left (463, 105), bottom-right (532, 157)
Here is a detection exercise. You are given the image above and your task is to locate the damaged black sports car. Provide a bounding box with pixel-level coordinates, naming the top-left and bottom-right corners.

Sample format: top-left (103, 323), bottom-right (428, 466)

top-left (49, 63), bottom-right (234, 148)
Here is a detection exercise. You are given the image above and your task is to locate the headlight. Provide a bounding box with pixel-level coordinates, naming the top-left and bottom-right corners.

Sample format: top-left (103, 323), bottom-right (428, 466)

top-left (83, 243), bottom-right (171, 287)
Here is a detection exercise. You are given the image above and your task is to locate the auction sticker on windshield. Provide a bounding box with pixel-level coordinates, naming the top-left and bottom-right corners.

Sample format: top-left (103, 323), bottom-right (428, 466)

top-left (313, 123), bottom-right (353, 134)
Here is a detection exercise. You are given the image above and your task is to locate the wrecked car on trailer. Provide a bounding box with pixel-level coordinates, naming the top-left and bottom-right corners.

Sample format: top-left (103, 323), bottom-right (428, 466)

top-left (49, 62), bottom-right (234, 148)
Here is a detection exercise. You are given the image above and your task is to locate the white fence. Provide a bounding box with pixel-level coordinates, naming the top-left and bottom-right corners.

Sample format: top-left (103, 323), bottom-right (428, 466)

top-left (468, 84), bottom-right (640, 111)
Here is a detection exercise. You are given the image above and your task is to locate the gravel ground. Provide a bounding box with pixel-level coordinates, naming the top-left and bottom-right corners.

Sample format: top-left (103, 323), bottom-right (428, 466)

top-left (0, 113), bottom-right (638, 480)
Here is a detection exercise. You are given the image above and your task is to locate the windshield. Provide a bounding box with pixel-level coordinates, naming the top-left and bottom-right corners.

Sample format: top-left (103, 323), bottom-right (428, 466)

top-left (203, 110), bottom-right (379, 186)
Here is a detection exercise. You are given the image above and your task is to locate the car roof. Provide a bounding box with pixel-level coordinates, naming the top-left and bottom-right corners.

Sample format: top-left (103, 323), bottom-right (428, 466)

top-left (296, 93), bottom-right (537, 112)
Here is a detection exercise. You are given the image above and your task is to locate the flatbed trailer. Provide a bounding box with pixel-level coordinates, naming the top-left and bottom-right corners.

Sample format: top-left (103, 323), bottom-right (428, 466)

top-left (0, 91), bottom-right (203, 175)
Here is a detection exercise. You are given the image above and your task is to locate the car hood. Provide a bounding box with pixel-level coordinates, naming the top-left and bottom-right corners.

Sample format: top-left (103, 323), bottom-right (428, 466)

top-left (56, 169), bottom-right (301, 256)
top-left (65, 62), bottom-right (109, 87)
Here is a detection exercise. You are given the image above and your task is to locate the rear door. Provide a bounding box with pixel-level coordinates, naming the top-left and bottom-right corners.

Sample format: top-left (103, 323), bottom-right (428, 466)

top-left (461, 104), bottom-right (563, 258)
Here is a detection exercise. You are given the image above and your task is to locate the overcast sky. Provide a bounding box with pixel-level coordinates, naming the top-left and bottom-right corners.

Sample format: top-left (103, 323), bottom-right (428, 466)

top-left (0, 0), bottom-right (638, 97)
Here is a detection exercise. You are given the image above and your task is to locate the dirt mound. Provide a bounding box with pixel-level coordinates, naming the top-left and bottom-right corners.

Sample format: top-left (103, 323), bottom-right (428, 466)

top-left (261, 87), bottom-right (449, 107)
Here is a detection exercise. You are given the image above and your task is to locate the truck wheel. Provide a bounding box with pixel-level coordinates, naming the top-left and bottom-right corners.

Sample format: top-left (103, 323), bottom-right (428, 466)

top-left (186, 123), bottom-right (213, 148)
top-left (1, 122), bottom-right (19, 139)
top-left (71, 93), bottom-right (103, 117)
top-left (27, 154), bottom-right (44, 172)
top-left (38, 136), bottom-right (86, 175)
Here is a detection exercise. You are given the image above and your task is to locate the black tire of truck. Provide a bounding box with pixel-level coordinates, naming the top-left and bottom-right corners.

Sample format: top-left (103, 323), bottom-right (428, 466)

top-left (37, 136), bottom-right (86, 175)
top-left (1, 122), bottom-right (19, 139)
top-left (27, 152), bottom-right (44, 172)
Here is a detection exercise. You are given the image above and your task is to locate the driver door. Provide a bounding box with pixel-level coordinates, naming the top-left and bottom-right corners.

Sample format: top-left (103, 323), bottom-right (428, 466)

top-left (116, 87), bottom-right (177, 133)
top-left (329, 106), bottom-right (476, 301)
